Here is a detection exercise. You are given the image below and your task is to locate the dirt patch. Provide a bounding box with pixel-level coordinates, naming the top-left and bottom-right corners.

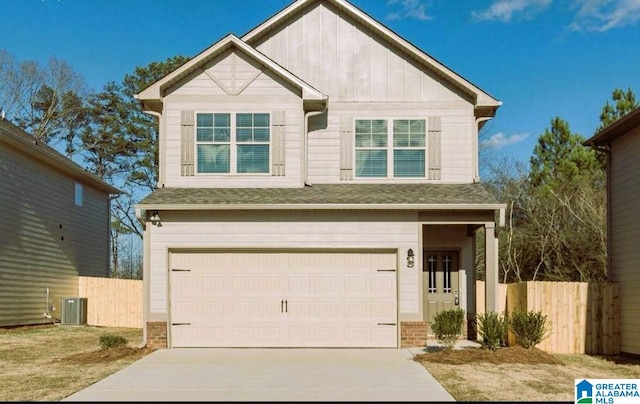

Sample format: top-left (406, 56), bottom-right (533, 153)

top-left (59, 346), bottom-right (155, 364)
top-left (414, 345), bottom-right (564, 365)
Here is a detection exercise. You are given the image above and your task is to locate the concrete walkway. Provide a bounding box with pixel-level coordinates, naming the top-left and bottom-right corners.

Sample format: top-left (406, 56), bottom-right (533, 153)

top-left (63, 348), bottom-right (456, 402)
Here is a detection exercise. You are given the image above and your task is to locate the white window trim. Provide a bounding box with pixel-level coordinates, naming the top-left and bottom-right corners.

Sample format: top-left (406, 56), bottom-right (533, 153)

top-left (353, 117), bottom-right (428, 179)
top-left (74, 182), bottom-right (83, 207)
top-left (194, 111), bottom-right (271, 175)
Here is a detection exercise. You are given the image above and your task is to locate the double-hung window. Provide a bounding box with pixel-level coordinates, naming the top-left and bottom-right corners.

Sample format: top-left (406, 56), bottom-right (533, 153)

top-left (355, 118), bottom-right (426, 178)
top-left (196, 112), bottom-right (270, 174)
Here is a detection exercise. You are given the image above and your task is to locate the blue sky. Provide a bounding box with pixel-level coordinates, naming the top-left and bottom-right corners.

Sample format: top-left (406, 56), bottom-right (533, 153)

top-left (2, 0), bottom-right (640, 169)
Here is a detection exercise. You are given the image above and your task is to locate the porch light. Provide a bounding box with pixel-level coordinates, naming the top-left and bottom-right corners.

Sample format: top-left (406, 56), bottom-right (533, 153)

top-left (407, 248), bottom-right (415, 268)
top-left (150, 210), bottom-right (161, 225)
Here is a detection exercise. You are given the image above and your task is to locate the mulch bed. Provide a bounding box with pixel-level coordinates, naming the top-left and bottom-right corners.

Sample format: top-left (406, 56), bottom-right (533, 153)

top-left (414, 345), bottom-right (564, 365)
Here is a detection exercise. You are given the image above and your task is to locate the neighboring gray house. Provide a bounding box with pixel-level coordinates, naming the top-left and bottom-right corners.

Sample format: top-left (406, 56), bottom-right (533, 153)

top-left (584, 106), bottom-right (640, 357)
top-left (135, 0), bottom-right (505, 349)
top-left (0, 118), bottom-right (120, 327)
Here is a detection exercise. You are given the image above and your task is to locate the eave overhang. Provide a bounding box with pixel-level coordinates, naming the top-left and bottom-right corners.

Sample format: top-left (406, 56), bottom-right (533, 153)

top-left (583, 106), bottom-right (640, 147)
top-left (0, 119), bottom-right (121, 195)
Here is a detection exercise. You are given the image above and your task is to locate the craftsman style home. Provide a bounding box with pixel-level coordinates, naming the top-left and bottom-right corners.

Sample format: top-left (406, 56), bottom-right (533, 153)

top-left (135, 0), bottom-right (505, 349)
top-left (584, 106), bottom-right (640, 357)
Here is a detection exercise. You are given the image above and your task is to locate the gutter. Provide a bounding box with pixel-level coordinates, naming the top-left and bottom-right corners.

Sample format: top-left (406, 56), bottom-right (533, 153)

top-left (135, 202), bottom-right (507, 212)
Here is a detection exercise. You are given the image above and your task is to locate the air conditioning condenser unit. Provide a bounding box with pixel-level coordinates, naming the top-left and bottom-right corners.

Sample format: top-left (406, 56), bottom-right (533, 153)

top-left (61, 297), bottom-right (87, 325)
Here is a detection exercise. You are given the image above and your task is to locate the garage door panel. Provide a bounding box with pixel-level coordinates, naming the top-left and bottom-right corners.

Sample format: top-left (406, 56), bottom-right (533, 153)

top-left (371, 301), bottom-right (396, 317)
top-left (313, 277), bottom-right (339, 294)
top-left (170, 251), bottom-right (397, 348)
top-left (344, 301), bottom-right (368, 316)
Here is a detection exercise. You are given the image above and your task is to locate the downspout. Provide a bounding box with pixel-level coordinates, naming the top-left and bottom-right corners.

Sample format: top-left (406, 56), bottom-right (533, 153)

top-left (134, 207), bottom-right (149, 349)
top-left (475, 116), bottom-right (493, 183)
top-left (303, 97), bottom-right (329, 186)
top-left (144, 110), bottom-right (164, 188)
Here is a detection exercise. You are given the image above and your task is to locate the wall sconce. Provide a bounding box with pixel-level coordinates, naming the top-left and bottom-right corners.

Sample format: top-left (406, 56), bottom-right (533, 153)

top-left (407, 248), bottom-right (415, 268)
top-left (150, 210), bottom-right (161, 225)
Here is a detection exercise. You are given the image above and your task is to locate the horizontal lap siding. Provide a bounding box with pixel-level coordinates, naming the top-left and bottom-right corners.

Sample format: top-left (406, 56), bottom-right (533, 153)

top-left (610, 129), bottom-right (640, 355)
top-left (440, 116), bottom-right (474, 182)
top-left (163, 89), bottom-right (303, 188)
top-left (307, 103), bottom-right (473, 184)
top-left (0, 145), bottom-right (110, 326)
top-left (147, 211), bottom-right (419, 316)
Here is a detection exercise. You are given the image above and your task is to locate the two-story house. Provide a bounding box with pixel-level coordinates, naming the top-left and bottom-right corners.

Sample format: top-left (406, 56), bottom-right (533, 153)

top-left (0, 118), bottom-right (120, 327)
top-left (584, 106), bottom-right (640, 357)
top-left (135, 0), bottom-right (505, 349)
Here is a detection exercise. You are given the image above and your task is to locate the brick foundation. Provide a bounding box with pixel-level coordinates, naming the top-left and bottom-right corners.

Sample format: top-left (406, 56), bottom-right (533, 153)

top-left (401, 320), bottom-right (472, 348)
top-left (401, 321), bottom-right (429, 348)
top-left (145, 320), bottom-right (472, 349)
top-left (146, 321), bottom-right (167, 349)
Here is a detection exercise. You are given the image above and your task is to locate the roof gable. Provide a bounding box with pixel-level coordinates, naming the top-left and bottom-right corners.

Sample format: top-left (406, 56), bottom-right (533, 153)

top-left (241, 0), bottom-right (501, 116)
top-left (136, 34), bottom-right (326, 105)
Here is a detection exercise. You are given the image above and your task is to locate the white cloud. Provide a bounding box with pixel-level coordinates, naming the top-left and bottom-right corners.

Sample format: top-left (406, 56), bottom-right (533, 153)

top-left (480, 132), bottom-right (529, 149)
top-left (472, 0), bottom-right (640, 31)
top-left (472, 0), bottom-right (552, 22)
top-left (569, 0), bottom-right (640, 32)
top-left (386, 0), bottom-right (432, 21)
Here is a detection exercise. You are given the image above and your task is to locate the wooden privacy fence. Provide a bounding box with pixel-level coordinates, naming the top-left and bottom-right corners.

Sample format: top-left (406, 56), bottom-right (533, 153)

top-left (78, 276), bottom-right (143, 328)
top-left (476, 281), bottom-right (619, 355)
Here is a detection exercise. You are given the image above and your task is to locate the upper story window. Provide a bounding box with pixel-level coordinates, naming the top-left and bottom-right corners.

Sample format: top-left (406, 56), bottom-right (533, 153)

top-left (74, 182), bottom-right (83, 207)
top-left (196, 112), bottom-right (270, 174)
top-left (355, 118), bottom-right (426, 178)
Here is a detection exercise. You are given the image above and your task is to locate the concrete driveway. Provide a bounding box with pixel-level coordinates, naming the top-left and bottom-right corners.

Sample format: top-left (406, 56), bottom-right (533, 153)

top-left (62, 348), bottom-right (454, 402)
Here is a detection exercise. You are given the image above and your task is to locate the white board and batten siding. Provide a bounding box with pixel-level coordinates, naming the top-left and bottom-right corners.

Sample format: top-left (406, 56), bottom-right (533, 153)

top-left (0, 142), bottom-right (111, 327)
top-left (610, 128), bottom-right (640, 355)
top-left (148, 211), bottom-right (421, 345)
top-left (252, 2), bottom-right (469, 105)
top-left (161, 49), bottom-right (305, 188)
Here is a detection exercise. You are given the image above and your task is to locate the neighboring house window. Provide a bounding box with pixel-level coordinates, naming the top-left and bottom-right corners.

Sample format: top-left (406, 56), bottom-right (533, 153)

top-left (74, 182), bottom-right (83, 207)
top-left (196, 112), bottom-right (270, 174)
top-left (355, 119), bottom-right (426, 178)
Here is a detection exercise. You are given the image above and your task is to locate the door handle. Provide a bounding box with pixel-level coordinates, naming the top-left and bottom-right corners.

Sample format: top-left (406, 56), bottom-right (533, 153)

top-left (285, 300), bottom-right (288, 313)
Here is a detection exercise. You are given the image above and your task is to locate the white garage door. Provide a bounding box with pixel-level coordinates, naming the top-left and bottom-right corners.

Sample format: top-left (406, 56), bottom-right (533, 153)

top-left (169, 250), bottom-right (397, 348)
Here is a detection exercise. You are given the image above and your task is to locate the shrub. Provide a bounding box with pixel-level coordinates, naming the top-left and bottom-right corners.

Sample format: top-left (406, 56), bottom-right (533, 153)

top-left (99, 334), bottom-right (128, 349)
top-left (429, 308), bottom-right (465, 349)
top-left (509, 310), bottom-right (549, 349)
top-left (476, 311), bottom-right (508, 351)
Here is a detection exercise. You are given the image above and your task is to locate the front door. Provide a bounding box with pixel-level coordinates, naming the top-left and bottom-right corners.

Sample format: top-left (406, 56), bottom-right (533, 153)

top-left (423, 251), bottom-right (460, 331)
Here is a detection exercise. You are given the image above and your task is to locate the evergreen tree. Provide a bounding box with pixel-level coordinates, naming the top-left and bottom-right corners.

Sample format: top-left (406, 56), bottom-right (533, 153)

top-left (529, 117), bottom-right (603, 190)
top-left (597, 87), bottom-right (638, 132)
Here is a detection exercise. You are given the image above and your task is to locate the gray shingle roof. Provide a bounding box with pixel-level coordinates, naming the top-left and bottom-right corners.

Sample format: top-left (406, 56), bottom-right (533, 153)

top-left (138, 183), bottom-right (502, 208)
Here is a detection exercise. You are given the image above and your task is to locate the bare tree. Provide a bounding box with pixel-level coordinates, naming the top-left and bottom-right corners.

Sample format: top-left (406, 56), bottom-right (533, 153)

top-left (0, 50), bottom-right (86, 152)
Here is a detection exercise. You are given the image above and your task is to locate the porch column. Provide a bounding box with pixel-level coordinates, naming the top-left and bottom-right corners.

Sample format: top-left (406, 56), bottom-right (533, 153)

top-left (484, 223), bottom-right (499, 312)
